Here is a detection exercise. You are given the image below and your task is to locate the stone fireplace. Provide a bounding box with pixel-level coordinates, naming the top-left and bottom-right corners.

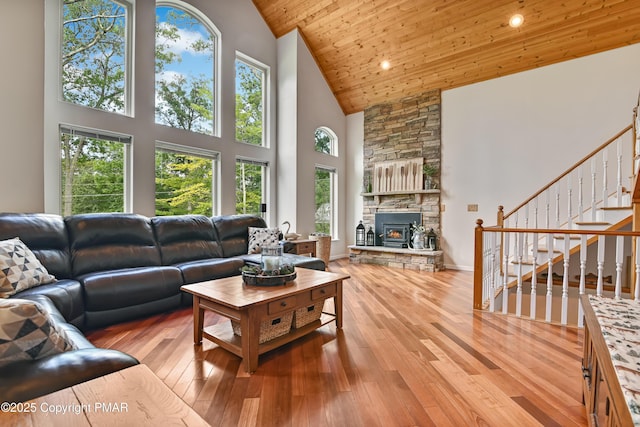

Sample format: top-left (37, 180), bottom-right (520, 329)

top-left (349, 89), bottom-right (443, 271)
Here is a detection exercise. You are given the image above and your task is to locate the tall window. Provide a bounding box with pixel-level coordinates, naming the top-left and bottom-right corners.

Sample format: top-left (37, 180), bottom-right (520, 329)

top-left (314, 127), bottom-right (337, 156)
top-left (235, 54), bottom-right (267, 146)
top-left (62, 0), bottom-right (130, 114)
top-left (155, 4), bottom-right (218, 135)
top-left (155, 144), bottom-right (217, 216)
top-left (315, 166), bottom-right (337, 237)
top-left (236, 159), bottom-right (266, 215)
top-left (60, 127), bottom-right (131, 216)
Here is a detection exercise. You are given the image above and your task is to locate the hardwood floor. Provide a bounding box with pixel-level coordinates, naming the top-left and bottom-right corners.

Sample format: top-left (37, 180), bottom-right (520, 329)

top-left (86, 259), bottom-right (588, 426)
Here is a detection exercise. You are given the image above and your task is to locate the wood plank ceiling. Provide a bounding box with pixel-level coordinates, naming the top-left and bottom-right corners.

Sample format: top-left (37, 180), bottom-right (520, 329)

top-left (252, 0), bottom-right (640, 114)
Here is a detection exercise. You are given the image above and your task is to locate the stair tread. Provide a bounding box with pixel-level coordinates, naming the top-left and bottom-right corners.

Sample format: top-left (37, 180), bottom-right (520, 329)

top-left (574, 221), bottom-right (611, 225)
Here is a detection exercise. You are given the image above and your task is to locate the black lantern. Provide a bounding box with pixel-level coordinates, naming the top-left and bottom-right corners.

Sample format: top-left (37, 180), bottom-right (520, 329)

top-left (366, 226), bottom-right (375, 246)
top-left (356, 221), bottom-right (365, 246)
top-left (427, 228), bottom-right (438, 250)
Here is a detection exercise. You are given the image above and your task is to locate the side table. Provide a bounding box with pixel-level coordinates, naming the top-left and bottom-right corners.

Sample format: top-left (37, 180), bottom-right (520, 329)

top-left (284, 239), bottom-right (316, 257)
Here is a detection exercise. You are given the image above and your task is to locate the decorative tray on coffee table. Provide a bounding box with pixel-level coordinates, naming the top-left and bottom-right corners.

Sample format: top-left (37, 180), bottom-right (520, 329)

top-left (241, 270), bottom-right (297, 286)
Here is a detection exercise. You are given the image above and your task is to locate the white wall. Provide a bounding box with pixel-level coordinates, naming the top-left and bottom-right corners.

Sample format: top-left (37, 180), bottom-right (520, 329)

top-left (441, 43), bottom-right (640, 270)
top-left (277, 29), bottom-right (347, 259)
top-left (0, 0), bottom-right (44, 212)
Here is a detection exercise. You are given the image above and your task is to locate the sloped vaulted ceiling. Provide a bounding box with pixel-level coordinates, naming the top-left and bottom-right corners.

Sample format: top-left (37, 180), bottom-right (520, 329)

top-left (252, 0), bottom-right (640, 114)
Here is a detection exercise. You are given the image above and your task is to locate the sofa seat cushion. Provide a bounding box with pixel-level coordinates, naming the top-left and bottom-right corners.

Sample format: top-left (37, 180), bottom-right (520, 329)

top-left (78, 266), bottom-right (183, 312)
top-left (13, 279), bottom-right (85, 329)
top-left (0, 298), bottom-right (77, 368)
top-left (176, 258), bottom-right (245, 284)
top-left (0, 238), bottom-right (56, 298)
top-left (239, 253), bottom-right (326, 271)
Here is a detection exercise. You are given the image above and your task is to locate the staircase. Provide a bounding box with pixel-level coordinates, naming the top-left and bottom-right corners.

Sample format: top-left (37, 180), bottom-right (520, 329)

top-left (473, 101), bottom-right (640, 326)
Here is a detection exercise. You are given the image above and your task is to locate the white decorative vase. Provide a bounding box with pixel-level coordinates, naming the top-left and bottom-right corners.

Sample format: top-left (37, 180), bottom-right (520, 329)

top-left (412, 232), bottom-right (425, 250)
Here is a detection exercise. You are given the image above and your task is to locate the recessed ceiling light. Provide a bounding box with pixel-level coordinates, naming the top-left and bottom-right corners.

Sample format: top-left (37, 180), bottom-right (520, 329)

top-left (381, 60), bottom-right (391, 70)
top-left (509, 14), bottom-right (524, 28)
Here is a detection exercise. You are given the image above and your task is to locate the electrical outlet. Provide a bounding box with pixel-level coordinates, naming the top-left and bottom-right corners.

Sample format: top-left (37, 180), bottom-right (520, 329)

top-left (467, 204), bottom-right (478, 212)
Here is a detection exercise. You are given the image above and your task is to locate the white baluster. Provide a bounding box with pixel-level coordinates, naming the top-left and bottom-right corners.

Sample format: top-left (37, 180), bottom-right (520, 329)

top-left (545, 188), bottom-right (551, 229)
top-left (567, 174), bottom-right (573, 228)
top-left (602, 149), bottom-right (609, 208)
top-left (561, 235), bottom-right (570, 325)
top-left (533, 197), bottom-right (539, 229)
top-left (545, 233), bottom-right (554, 323)
top-left (489, 232), bottom-right (497, 312)
top-left (530, 232), bottom-right (538, 320)
top-left (516, 232), bottom-right (523, 317)
top-left (555, 185), bottom-right (560, 227)
top-left (578, 165), bottom-right (584, 223)
top-left (502, 232), bottom-right (510, 314)
top-left (597, 235), bottom-right (605, 297)
top-left (523, 205), bottom-right (529, 262)
top-left (578, 234), bottom-right (587, 328)
top-left (591, 158), bottom-right (597, 221)
top-left (615, 235), bottom-right (623, 300)
top-left (616, 139), bottom-right (623, 206)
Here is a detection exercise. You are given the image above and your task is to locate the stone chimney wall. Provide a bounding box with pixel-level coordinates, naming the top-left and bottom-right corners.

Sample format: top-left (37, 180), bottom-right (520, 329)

top-left (362, 89), bottom-right (441, 234)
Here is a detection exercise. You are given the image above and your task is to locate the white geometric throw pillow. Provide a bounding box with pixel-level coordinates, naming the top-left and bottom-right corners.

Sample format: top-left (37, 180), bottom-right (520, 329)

top-left (247, 227), bottom-right (280, 254)
top-left (0, 298), bottom-right (76, 367)
top-left (0, 238), bottom-right (56, 298)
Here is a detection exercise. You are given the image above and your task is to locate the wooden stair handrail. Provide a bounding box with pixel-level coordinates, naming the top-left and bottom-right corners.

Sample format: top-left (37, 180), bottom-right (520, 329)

top-left (504, 124), bottom-right (633, 220)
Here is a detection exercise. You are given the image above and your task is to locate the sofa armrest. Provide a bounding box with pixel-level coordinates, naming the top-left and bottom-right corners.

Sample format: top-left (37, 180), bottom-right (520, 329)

top-left (0, 348), bottom-right (139, 403)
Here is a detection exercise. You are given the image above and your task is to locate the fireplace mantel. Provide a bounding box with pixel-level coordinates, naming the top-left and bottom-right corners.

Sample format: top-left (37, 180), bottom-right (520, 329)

top-left (362, 189), bottom-right (440, 204)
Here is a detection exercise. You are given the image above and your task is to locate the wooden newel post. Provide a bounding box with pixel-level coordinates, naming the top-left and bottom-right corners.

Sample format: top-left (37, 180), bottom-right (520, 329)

top-left (473, 219), bottom-right (484, 310)
top-left (497, 205), bottom-right (504, 227)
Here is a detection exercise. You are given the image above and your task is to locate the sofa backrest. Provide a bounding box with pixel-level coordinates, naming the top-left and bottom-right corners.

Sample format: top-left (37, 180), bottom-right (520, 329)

top-left (0, 213), bottom-right (73, 279)
top-left (151, 215), bottom-right (222, 265)
top-left (212, 214), bottom-right (267, 257)
top-left (65, 213), bottom-right (161, 277)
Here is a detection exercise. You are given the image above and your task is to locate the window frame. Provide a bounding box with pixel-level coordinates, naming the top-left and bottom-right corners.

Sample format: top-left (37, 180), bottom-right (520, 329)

top-left (60, 0), bottom-right (134, 116)
top-left (314, 164), bottom-right (338, 239)
top-left (155, 1), bottom-right (222, 136)
top-left (235, 52), bottom-right (270, 147)
top-left (155, 141), bottom-right (220, 216)
top-left (59, 125), bottom-right (132, 215)
top-left (235, 157), bottom-right (269, 219)
top-left (314, 126), bottom-right (338, 156)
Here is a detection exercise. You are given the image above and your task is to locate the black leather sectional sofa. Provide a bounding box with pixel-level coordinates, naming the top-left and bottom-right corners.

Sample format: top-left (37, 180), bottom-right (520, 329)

top-left (0, 212), bottom-right (324, 402)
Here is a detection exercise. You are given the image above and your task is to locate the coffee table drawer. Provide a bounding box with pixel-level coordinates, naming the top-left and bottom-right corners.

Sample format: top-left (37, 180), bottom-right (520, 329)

top-left (312, 283), bottom-right (336, 300)
top-left (268, 296), bottom-right (297, 315)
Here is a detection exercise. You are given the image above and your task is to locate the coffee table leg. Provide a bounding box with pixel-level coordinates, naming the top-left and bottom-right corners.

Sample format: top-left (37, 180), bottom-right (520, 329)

top-left (193, 296), bottom-right (204, 344)
top-left (240, 309), bottom-right (261, 373)
top-left (335, 281), bottom-right (343, 329)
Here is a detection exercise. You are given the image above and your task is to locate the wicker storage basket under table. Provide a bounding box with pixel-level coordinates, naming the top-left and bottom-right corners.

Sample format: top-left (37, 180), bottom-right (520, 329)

top-left (231, 311), bottom-right (293, 344)
top-left (293, 299), bottom-right (326, 328)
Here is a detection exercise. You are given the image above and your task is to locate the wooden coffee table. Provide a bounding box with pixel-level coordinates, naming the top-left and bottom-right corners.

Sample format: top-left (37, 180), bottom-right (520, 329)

top-left (181, 267), bottom-right (350, 373)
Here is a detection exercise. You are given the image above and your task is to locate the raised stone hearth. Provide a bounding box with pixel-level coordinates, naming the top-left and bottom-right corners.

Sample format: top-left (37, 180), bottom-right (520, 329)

top-left (348, 245), bottom-right (444, 272)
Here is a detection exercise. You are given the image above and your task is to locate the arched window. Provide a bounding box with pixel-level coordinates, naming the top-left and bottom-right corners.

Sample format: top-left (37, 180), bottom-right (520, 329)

top-left (314, 127), bottom-right (337, 156)
top-left (155, 3), bottom-right (220, 135)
